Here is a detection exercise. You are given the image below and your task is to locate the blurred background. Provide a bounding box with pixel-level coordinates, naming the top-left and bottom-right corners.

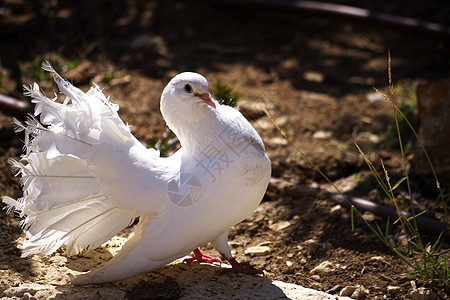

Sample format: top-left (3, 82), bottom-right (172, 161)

top-left (0, 0), bottom-right (450, 298)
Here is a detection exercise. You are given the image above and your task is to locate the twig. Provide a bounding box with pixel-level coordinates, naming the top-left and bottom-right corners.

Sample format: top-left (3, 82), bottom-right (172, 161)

top-left (268, 178), bottom-right (450, 239)
top-left (209, 0), bottom-right (450, 41)
top-left (0, 94), bottom-right (33, 119)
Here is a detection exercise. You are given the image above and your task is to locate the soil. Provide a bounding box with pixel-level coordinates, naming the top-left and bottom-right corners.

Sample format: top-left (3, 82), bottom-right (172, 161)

top-left (1, 0), bottom-right (450, 299)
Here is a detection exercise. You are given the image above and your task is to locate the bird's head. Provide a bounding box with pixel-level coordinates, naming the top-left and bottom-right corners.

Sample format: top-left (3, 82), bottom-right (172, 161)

top-left (160, 72), bottom-right (217, 131)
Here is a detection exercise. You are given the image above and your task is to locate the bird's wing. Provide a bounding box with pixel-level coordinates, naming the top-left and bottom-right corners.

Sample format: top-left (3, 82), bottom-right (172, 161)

top-left (3, 62), bottom-right (172, 257)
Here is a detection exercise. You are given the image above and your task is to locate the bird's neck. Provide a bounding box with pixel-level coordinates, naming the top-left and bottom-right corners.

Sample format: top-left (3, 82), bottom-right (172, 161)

top-left (172, 115), bottom-right (226, 156)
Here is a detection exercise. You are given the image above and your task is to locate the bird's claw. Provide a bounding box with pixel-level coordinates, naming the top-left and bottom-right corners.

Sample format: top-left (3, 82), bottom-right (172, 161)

top-left (184, 248), bottom-right (221, 265)
top-left (219, 256), bottom-right (263, 275)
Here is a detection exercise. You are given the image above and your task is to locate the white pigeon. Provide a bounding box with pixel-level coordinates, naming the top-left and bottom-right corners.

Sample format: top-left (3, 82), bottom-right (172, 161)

top-left (2, 62), bottom-right (271, 285)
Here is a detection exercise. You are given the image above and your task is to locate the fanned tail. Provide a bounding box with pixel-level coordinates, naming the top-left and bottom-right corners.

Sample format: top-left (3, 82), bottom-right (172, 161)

top-left (2, 61), bottom-right (140, 257)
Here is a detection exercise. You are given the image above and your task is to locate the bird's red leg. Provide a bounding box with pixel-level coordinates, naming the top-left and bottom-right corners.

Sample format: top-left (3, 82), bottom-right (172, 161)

top-left (219, 253), bottom-right (264, 275)
top-left (184, 248), bottom-right (221, 264)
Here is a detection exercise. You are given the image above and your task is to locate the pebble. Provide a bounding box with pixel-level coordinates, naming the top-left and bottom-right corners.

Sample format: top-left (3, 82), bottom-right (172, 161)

top-left (310, 275), bottom-right (321, 281)
top-left (366, 91), bottom-right (384, 102)
top-left (330, 204), bottom-right (342, 215)
top-left (312, 130), bottom-right (332, 140)
top-left (387, 286), bottom-right (402, 293)
top-left (22, 291), bottom-right (36, 300)
top-left (310, 261), bottom-right (336, 275)
top-left (411, 287), bottom-right (437, 300)
top-left (244, 246), bottom-right (271, 256)
top-left (361, 211), bottom-right (376, 222)
top-left (269, 221), bottom-right (291, 232)
top-left (4, 283), bottom-right (41, 298)
top-left (340, 285), bottom-right (369, 299)
top-left (340, 286), bottom-right (356, 297)
top-left (304, 239), bottom-right (319, 252)
top-left (267, 137), bottom-right (288, 146)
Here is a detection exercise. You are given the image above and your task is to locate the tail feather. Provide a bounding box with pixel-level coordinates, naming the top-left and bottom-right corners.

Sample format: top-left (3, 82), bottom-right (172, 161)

top-left (14, 194), bottom-right (136, 257)
top-left (3, 61), bottom-right (141, 257)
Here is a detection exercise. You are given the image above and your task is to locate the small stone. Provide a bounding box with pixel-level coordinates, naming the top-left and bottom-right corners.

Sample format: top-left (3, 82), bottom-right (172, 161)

top-left (411, 287), bottom-right (437, 300)
top-left (361, 211), bottom-right (376, 222)
top-left (312, 130), bottom-right (332, 140)
top-left (310, 261), bottom-right (336, 275)
top-left (274, 116), bottom-right (289, 126)
top-left (304, 239), bottom-right (318, 245)
top-left (244, 246), bottom-right (271, 256)
top-left (256, 241), bottom-right (272, 247)
top-left (269, 221), bottom-right (291, 231)
top-left (330, 204), bottom-right (342, 215)
top-left (267, 137), bottom-right (288, 146)
top-left (5, 284), bottom-right (39, 298)
top-left (366, 91), bottom-right (384, 102)
top-left (228, 241), bottom-right (241, 248)
top-left (369, 256), bottom-right (384, 262)
top-left (326, 285), bottom-right (342, 295)
top-left (340, 286), bottom-right (357, 297)
top-left (310, 275), bottom-right (321, 281)
top-left (22, 292), bottom-right (36, 300)
top-left (340, 285), bottom-right (369, 299)
top-left (368, 256), bottom-right (392, 267)
top-left (304, 238), bottom-right (319, 252)
top-left (303, 71), bottom-right (324, 83)
top-left (286, 261), bottom-right (293, 267)
top-left (387, 286), bottom-right (402, 293)
top-left (352, 285), bottom-right (369, 299)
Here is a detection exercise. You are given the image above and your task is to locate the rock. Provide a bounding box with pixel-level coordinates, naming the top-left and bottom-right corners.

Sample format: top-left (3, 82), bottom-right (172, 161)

top-left (4, 283), bottom-right (41, 298)
top-left (310, 275), bottom-right (321, 281)
top-left (274, 116), bottom-right (289, 126)
top-left (22, 292), bottom-right (36, 300)
top-left (304, 239), bottom-right (319, 253)
top-left (355, 131), bottom-right (380, 144)
top-left (1, 264), bottom-right (353, 300)
top-left (244, 246), bottom-right (271, 256)
top-left (326, 284), bottom-right (342, 294)
top-left (351, 285), bottom-right (369, 299)
top-left (340, 286), bottom-right (357, 297)
top-left (266, 137), bottom-right (288, 146)
top-left (286, 261), bottom-right (293, 267)
top-left (256, 241), bottom-right (272, 247)
top-left (272, 280), bottom-right (350, 300)
top-left (368, 256), bottom-right (391, 266)
top-left (366, 91), bottom-right (384, 103)
top-left (312, 130), bottom-right (332, 140)
top-left (413, 79), bottom-right (450, 184)
top-left (361, 211), bottom-right (376, 222)
top-left (269, 221), bottom-right (291, 231)
top-left (310, 261), bottom-right (336, 275)
top-left (387, 286), bottom-right (402, 293)
top-left (237, 99), bottom-right (273, 120)
top-left (303, 71), bottom-right (324, 83)
top-left (411, 287), bottom-right (437, 300)
top-left (340, 285), bottom-right (369, 299)
top-left (330, 204), bottom-right (342, 215)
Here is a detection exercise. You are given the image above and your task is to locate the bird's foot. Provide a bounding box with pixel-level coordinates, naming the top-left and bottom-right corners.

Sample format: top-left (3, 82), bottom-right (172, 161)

top-left (184, 248), bottom-right (221, 264)
top-left (219, 257), bottom-right (263, 275)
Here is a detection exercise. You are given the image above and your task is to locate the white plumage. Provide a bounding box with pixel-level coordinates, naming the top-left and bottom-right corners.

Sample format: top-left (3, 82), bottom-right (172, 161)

top-left (3, 62), bottom-right (271, 285)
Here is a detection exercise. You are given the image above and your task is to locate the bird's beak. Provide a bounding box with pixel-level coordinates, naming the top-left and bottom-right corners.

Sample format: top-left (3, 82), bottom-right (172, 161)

top-left (196, 93), bottom-right (216, 109)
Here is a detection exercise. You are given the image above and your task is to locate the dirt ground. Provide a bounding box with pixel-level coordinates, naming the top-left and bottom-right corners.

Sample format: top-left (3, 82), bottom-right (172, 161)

top-left (1, 0), bottom-right (450, 299)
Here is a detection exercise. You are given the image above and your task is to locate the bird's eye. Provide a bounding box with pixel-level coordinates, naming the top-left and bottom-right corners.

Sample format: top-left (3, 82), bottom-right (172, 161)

top-left (184, 84), bottom-right (193, 93)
